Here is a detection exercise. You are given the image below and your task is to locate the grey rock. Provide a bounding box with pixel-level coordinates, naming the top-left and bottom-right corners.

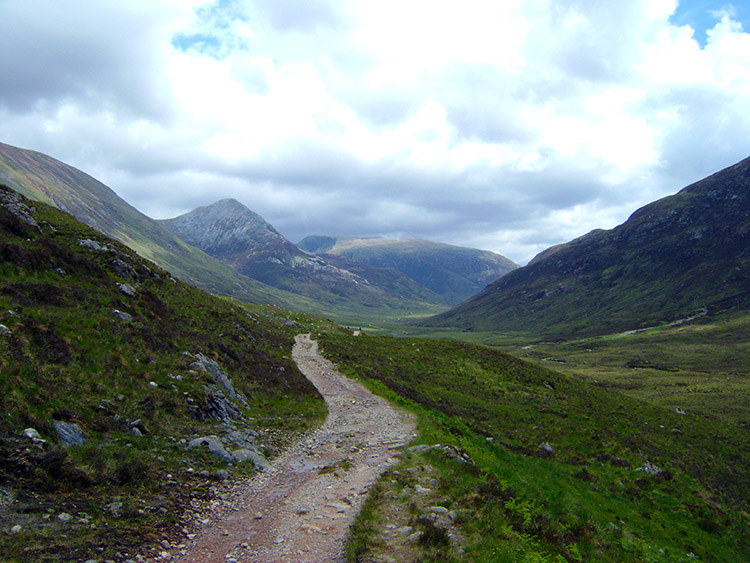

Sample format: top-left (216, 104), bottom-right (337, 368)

top-left (111, 309), bottom-right (133, 322)
top-left (0, 324), bottom-right (11, 337)
top-left (23, 428), bottom-right (45, 443)
top-left (675, 407), bottom-right (687, 415)
top-left (117, 283), bottom-right (136, 297)
top-left (188, 435), bottom-right (233, 463)
top-left (0, 190), bottom-right (39, 229)
top-left (636, 461), bottom-right (665, 475)
top-left (111, 259), bottom-right (138, 281)
top-left (429, 506), bottom-right (449, 514)
top-left (224, 430), bottom-right (257, 449)
top-left (53, 420), bottom-right (87, 446)
top-left (57, 512), bottom-right (73, 522)
top-left (190, 354), bottom-right (248, 408)
top-left (231, 448), bottom-right (270, 471)
top-left (54, 267), bottom-right (67, 277)
top-left (10, 524), bottom-right (22, 534)
top-left (105, 502), bottom-right (123, 517)
top-left (539, 442), bottom-right (555, 455)
top-left (213, 470), bottom-right (230, 481)
top-left (78, 239), bottom-right (108, 252)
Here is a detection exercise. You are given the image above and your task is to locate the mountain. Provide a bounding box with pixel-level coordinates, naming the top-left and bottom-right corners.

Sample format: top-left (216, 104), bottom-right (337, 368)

top-left (160, 199), bottom-right (448, 317)
top-left (297, 235), bottom-right (518, 304)
top-left (425, 156), bottom-right (750, 337)
top-left (0, 141), bottom-right (299, 307)
top-left (0, 184), bottom-right (326, 561)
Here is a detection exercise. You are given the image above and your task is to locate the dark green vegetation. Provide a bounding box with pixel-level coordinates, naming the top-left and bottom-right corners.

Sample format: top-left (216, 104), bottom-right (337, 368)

top-left (426, 156), bottom-right (750, 338)
top-left (298, 235), bottom-right (518, 304)
top-left (316, 330), bottom-right (750, 561)
top-left (0, 186), bottom-right (326, 561)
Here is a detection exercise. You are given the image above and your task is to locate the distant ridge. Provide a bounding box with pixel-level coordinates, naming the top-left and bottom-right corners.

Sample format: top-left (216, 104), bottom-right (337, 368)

top-left (160, 199), bottom-right (448, 315)
top-left (0, 141), bottom-right (289, 306)
top-left (298, 235), bottom-right (518, 304)
top-left (424, 156), bottom-right (750, 337)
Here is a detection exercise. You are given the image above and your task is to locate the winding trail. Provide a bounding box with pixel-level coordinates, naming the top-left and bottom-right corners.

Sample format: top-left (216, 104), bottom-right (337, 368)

top-left (176, 334), bottom-right (415, 563)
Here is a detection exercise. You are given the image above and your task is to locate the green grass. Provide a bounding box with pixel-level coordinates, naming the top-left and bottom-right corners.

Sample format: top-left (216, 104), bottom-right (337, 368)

top-left (0, 189), bottom-right (327, 561)
top-left (316, 329), bottom-right (750, 561)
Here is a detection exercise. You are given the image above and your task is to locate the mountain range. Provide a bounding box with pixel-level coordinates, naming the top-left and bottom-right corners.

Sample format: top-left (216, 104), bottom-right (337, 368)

top-left (159, 199), bottom-right (446, 314)
top-left (298, 235), bottom-right (518, 304)
top-left (0, 142), bottom-right (515, 324)
top-left (426, 156), bottom-right (750, 337)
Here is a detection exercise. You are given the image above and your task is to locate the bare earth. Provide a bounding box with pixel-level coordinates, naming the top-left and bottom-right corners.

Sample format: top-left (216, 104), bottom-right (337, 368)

top-left (175, 333), bottom-right (416, 563)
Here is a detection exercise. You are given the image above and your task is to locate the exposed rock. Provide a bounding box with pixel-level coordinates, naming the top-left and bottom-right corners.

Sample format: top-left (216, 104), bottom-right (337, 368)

top-left (57, 512), bottom-right (73, 522)
top-left (0, 189), bottom-right (39, 229)
top-left (190, 354), bottom-right (248, 408)
top-left (54, 267), bottom-right (67, 277)
top-left (675, 407), bottom-right (687, 415)
top-left (111, 258), bottom-right (138, 281)
top-left (636, 461), bottom-right (666, 475)
top-left (23, 428), bottom-right (45, 443)
top-left (188, 436), bottom-right (233, 463)
top-left (538, 442), bottom-right (555, 456)
top-left (53, 420), bottom-right (87, 446)
top-left (10, 524), bottom-right (22, 534)
top-left (105, 501), bottom-right (123, 517)
top-left (111, 309), bottom-right (133, 322)
top-left (78, 239), bottom-right (109, 252)
top-left (230, 448), bottom-right (270, 471)
top-left (117, 283), bottom-right (136, 297)
top-left (0, 324), bottom-right (11, 337)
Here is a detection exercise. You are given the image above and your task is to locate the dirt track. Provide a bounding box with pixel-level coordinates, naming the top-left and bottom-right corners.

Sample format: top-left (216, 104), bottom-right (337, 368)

top-left (175, 333), bottom-right (415, 563)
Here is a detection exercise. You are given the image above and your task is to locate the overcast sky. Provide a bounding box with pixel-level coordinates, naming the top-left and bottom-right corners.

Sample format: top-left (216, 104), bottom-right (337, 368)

top-left (1, 0), bottom-right (749, 264)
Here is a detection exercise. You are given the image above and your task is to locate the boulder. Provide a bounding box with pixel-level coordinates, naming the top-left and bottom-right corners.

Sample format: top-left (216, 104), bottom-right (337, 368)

top-left (53, 420), bottom-right (87, 446)
top-left (111, 309), bottom-right (133, 322)
top-left (0, 324), bottom-right (12, 337)
top-left (78, 239), bottom-right (108, 252)
top-left (231, 448), bottom-right (270, 471)
top-left (117, 283), bottom-right (136, 297)
top-left (188, 435), bottom-right (233, 463)
top-left (190, 354), bottom-right (248, 408)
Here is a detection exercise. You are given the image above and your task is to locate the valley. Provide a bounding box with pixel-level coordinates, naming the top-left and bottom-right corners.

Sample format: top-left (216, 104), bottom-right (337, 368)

top-left (1, 146), bottom-right (749, 562)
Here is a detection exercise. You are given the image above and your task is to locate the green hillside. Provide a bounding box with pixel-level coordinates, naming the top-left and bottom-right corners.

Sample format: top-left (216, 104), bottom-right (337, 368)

top-left (0, 185), bottom-right (326, 561)
top-left (316, 329), bottom-right (750, 562)
top-left (425, 156), bottom-right (750, 338)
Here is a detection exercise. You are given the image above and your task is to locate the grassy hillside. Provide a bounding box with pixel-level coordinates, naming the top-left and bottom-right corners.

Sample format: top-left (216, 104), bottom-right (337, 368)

top-left (316, 330), bottom-right (750, 561)
top-left (426, 156), bottom-right (750, 338)
top-left (0, 141), bottom-right (325, 311)
top-left (0, 185), bottom-right (326, 561)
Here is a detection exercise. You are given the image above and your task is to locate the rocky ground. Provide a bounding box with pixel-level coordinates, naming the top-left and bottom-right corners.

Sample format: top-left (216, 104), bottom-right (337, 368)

top-left (169, 334), bottom-right (416, 563)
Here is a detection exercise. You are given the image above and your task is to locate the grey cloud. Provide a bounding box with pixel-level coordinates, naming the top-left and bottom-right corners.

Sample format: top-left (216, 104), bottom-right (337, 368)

top-left (0, 1), bottom-right (174, 119)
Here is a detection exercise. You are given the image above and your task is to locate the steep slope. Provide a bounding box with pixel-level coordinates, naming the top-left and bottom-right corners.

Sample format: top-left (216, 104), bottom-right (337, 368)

top-left (425, 156), bottom-right (750, 337)
top-left (0, 142), bottom-right (301, 308)
top-left (160, 200), bottom-right (447, 314)
top-left (298, 236), bottom-right (518, 304)
top-left (0, 185), bottom-right (326, 561)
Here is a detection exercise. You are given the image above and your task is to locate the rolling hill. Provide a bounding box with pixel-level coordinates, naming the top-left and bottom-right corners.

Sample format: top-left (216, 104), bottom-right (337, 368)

top-left (424, 156), bottom-right (750, 337)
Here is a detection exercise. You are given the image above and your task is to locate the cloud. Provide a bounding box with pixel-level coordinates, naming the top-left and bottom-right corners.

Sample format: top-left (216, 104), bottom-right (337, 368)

top-left (1, 0), bottom-right (749, 265)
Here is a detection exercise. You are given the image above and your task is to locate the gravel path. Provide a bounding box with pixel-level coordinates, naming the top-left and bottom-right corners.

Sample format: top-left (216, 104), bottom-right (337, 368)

top-left (175, 333), bottom-right (415, 563)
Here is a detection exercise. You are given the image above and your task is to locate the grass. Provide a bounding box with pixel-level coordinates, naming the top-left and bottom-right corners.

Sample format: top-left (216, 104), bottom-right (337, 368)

top-left (0, 187), bottom-right (327, 561)
top-left (316, 328), bottom-right (750, 562)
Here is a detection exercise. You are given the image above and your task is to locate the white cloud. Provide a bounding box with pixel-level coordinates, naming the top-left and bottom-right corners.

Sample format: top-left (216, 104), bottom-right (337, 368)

top-left (0, 0), bottom-right (749, 265)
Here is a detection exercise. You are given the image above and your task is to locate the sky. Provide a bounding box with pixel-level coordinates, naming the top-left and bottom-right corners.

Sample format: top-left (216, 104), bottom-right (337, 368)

top-left (1, 1), bottom-right (749, 265)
